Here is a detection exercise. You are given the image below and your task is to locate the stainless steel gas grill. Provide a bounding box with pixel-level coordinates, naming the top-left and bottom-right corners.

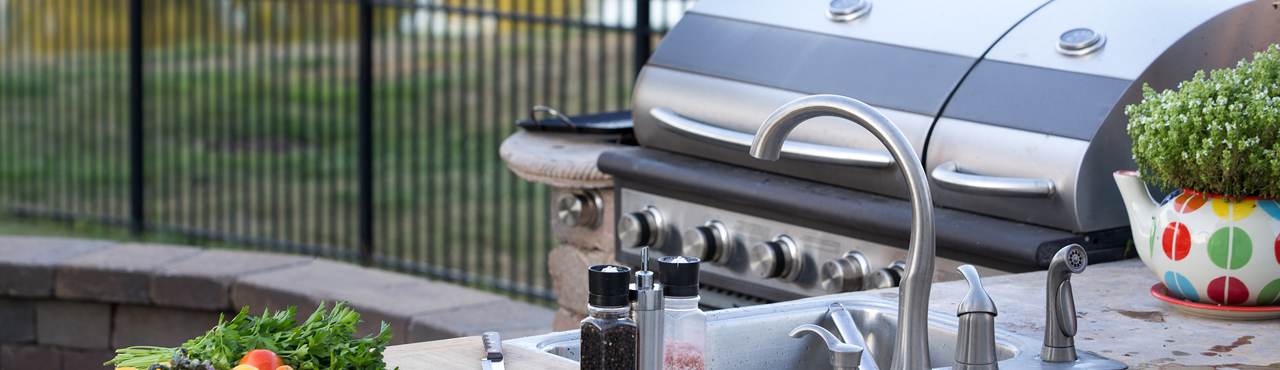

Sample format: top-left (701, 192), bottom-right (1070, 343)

top-left (601, 0), bottom-right (1280, 308)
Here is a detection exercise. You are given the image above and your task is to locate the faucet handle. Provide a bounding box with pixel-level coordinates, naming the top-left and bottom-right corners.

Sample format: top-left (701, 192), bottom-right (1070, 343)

top-left (954, 265), bottom-right (999, 370)
top-left (957, 265), bottom-right (997, 316)
top-left (790, 324), bottom-right (864, 370)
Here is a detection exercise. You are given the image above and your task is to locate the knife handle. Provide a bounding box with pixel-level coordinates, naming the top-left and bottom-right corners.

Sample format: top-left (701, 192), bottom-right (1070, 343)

top-left (482, 332), bottom-right (503, 361)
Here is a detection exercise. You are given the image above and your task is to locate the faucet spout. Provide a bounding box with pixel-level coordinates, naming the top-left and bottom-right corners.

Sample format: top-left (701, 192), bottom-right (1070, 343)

top-left (750, 95), bottom-right (935, 370)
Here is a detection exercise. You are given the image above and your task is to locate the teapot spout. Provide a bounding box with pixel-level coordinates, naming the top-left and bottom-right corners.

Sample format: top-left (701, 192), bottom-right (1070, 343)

top-left (1113, 171), bottom-right (1158, 267)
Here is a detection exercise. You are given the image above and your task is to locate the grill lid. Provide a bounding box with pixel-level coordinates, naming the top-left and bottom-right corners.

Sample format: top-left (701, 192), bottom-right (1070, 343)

top-left (632, 0), bottom-right (1280, 232)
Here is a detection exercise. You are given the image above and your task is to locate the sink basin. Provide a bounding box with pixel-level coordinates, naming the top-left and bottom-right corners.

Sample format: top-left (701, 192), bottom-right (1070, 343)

top-left (508, 294), bottom-right (1056, 369)
top-left (508, 294), bottom-right (1127, 369)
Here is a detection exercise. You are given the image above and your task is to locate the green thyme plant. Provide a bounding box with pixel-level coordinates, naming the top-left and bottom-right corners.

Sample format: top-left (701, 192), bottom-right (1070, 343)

top-left (1125, 44), bottom-right (1280, 198)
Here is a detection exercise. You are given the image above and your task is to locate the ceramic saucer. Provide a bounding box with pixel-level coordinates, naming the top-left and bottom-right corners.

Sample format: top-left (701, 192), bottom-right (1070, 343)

top-left (1150, 283), bottom-right (1280, 320)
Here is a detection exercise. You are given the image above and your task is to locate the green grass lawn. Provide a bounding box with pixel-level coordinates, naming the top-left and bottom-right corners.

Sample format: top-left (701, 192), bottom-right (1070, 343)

top-left (0, 8), bottom-right (639, 304)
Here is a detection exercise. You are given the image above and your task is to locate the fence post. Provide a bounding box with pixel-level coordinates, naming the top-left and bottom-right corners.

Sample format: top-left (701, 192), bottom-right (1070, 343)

top-left (357, 0), bottom-right (374, 266)
top-left (634, 0), bottom-right (651, 78)
top-left (128, 0), bottom-right (145, 235)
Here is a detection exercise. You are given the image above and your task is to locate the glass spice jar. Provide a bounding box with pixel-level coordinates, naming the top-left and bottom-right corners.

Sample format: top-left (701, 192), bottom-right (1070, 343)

top-left (580, 264), bottom-right (636, 370)
top-left (658, 256), bottom-right (706, 370)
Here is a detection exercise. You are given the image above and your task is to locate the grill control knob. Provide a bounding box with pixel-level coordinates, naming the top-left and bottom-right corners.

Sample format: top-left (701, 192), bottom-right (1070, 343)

top-left (683, 221), bottom-right (732, 265)
top-left (555, 190), bottom-right (602, 228)
top-left (749, 235), bottom-right (801, 280)
top-left (865, 260), bottom-right (907, 290)
top-left (618, 206), bottom-right (664, 248)
top-left (820, 251), bottom-right (872, 293)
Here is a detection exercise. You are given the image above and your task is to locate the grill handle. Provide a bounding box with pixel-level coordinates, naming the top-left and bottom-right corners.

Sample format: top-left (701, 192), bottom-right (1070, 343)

top-left (930, 162), bottom-right (1055, 198)
top-left (650, 107), bottom-right (894, 168)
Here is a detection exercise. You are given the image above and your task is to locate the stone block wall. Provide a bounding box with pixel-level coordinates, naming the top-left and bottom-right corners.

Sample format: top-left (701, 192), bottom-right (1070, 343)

top-left (546, 187), bottom-right (620, 331)
top-left (0, 237), bottom-right (554, 370)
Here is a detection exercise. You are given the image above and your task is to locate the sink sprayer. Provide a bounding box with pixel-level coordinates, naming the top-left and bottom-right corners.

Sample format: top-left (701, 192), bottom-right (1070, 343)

top-left (1043, 244), bottom-right (1088, 362)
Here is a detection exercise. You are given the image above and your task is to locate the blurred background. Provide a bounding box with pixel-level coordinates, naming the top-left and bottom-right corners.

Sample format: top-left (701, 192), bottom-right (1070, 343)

top-left (0, 0), bottom-right (695, 306)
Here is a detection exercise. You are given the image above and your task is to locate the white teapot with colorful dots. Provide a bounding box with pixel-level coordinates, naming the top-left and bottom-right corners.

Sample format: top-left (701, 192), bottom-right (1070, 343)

top-left (1115, 171), bottom-right (1280, 306)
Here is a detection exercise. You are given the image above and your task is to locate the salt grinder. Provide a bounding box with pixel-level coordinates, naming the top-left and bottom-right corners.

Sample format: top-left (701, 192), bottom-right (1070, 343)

top-left (632, 247), bottom-right (664, 370)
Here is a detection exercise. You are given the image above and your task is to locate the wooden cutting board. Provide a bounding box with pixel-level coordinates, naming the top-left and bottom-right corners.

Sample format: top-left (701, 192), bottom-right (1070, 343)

top-left (384, 336), bottom-right (577, 370)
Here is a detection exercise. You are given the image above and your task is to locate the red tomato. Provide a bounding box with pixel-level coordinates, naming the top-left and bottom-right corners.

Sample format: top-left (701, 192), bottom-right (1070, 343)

top-left (238, 349), bottom-right (283, 370)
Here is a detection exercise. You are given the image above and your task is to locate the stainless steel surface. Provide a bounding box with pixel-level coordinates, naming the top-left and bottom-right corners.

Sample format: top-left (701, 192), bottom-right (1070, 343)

top-left (924, 118), bottom-right (1094, 231)
top-left (749, 95), bottom-right (935, 370)
top-left (822, 251), bottom-right (872, 294)
top-left (632, 66), bottom-right (931, 198)
top-left (1042, 244), bottom-right (1087, 362)
top-left (791, 324), bottom-right (864, 370)
top-left (1068, 1), bottom-right (1280, 235)
top-left (634, 249), bottom-right (665, 370)
top-left (930, 162), bottom-right (1055, 198)
top-left (511, 294), bottom-right (1117, 370)
top-left (954, 266), bottom-right (997, 370)
top-left (688, 0), bottom-right (1049, 59)
top-left (984, 0), bottom-right (1267, 80)
top-left (555, 190), bottom-right (601, 228)
top-left (481, 331), bottom-right (505, 370)
top-left (634, 288), bottom-right (664, 370)
top-left (625, 0), bottom-right (1280, 276)
top-left (652, 107), bottom-right (894, 168)
top-left (829, 303), bottom-right (878, 370)
top-left (827, 0), bottom-right (870, 22)
top-left (683, 220), bottom-right (732, 265)
top-left (509, 294), bottom-right (1128, 370)
top-left (749, 235), bottom-right (801, 281)
top-left (616, 189), bottom-right (1005, 304)
top-left (1055, 28), bottom-right (1104, 56)
top-left (618, 206), bottom-right (664, 249)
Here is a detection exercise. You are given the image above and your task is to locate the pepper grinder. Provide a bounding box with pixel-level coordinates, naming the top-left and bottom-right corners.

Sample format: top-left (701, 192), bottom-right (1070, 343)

top-left (631, 247), bottom-right (664, 370)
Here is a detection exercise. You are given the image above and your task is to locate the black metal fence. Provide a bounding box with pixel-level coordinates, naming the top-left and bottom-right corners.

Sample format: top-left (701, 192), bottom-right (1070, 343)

top-left (0, 0), bottom-right (692, 304)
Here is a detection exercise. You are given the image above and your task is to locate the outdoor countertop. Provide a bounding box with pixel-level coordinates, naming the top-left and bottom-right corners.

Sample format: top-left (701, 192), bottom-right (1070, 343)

top-left (385, 259), bottom-right (1279, 370)
top-left (922, 258), bottom-right (1277, 370)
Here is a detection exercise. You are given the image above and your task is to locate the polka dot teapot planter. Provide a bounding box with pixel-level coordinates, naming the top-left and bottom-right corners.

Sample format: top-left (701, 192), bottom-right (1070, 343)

top-left (1114, 171), bottom-right (1280, 306)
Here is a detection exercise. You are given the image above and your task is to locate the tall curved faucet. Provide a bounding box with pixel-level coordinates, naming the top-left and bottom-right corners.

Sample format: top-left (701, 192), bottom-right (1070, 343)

top-left (748, 95), bottom-right (935, 370)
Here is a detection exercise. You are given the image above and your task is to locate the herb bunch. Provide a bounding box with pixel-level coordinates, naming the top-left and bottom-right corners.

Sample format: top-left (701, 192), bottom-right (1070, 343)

top-left (106, 302), bottom-right (393, 370)
top-left (1125, 44), bottom-right (1280, 198)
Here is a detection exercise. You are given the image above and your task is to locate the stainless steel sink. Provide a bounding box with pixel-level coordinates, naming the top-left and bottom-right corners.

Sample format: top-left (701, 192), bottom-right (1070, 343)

top-left (508, 294), bottom-right (1048, 369)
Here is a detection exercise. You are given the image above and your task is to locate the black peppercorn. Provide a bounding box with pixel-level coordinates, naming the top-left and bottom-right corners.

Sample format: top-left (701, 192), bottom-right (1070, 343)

top-left (581, 264), bottom-right (636, 370)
